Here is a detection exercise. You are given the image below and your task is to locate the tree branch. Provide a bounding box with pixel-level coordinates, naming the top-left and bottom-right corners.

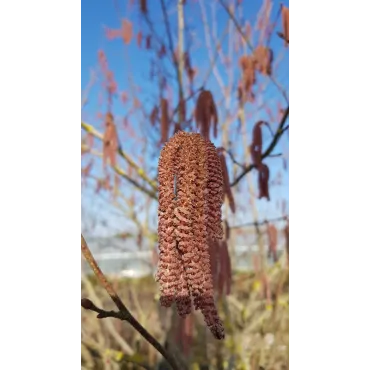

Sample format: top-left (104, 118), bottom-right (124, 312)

top-left (81, 121), bottom-right (158, 191)
top-left (230, 215), bottom-right (288, 229)
top-left (81, 234), bottom-right (181, 370)
top-left (218, 0), bottom-right (289, 104)
top-left (230, 106), bottom-right (289, 187)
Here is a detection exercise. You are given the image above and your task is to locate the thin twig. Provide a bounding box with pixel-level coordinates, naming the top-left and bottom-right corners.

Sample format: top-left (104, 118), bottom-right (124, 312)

top-left (81, 121), bottom-right (158, 191)
top-left (218, 0), bottom-right (289, 104)
top-left (230, 106), bottom-right (289, 187)
top-left (230, 215), bottom-right (288, 229)
top-left (266, 3), bottom-right (283, 46)
top-left (82, 275), bottom-right (134, 354)
top-left (81, 234), bottom-right (181, 370)
top-left (82, 147), bottom-right (158, 199)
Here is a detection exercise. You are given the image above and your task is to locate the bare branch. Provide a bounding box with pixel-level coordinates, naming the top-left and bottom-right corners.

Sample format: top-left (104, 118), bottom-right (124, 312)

top-left (230, 106), bottom-right (289, 187)
top-left (230, 215), bottom-right (288, 229)
top-left (81, 234), bottom-right (181, 370)
top-left (218, 0), bottom-right (289, 104)
top-left (81, 121), bottom-right (158, 197)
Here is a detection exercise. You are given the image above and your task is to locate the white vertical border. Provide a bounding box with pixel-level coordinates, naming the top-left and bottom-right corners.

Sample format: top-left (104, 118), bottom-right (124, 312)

top-left (291, 1), bottom-right (370, 369)
top-left (0, 0), bottom-right (81, 369)
top-left (289, 0), bottom-right (297, 370)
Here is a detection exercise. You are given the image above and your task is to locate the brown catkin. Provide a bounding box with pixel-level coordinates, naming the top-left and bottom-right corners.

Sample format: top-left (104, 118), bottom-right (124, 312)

top-left (282, 6), bottom-right (289, 46)
top-left (160, 98), bottom-right (169, 144)
top-left (122, 19), bottom-right (133, 45)
top-left (239, 55), bottom-right (256, 102)
top-left (103, 112), bottom-right (118, 169)
top-left (157, 131), bottom-right (225, 339)
top-left (140, 0), bottom-right (147, 14)
top-left (284, 218), bottom-right (289, 263)
top-left (156, 138), bottom-right (183, 307)
top-left (254, 45), bottom-right (273, 76)
top-left (195, 90), bottom-right (218, 140)
top-left (150, 106), bottom-right (158, 127)
top-left (219, 152), bottom-right (235, 213)
top-left (205, 141), bottom-right (224, 240)
top-left (218, 240), bottom-right (232, 296)
top-left (258, 163), bottom-right (270, 201)
top-left (251, 121), bottom-right (264, 167)
top-left (267, 223), bottom-right (278, 262)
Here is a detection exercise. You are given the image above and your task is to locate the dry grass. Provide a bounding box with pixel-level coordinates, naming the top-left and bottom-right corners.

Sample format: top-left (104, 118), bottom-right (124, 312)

top-left (81, 260), bottom-right (288, 370)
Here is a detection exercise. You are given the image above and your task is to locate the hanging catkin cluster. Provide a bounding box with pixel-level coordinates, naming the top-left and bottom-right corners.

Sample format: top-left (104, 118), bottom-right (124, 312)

top-left (209, 220), bottom-right (232, 298)
top-left (238, 55), bottom-right (256, 103)
top-left (282, 6), bottom-right (289, 46)
top-left (156, 131), bottom-right (225, 340)
top-left (254, 45), bottom-right (273, 76)
top-left (195, 90), bottom-right (218, 140)
top-left (251, 121), bottom-right (270, 200)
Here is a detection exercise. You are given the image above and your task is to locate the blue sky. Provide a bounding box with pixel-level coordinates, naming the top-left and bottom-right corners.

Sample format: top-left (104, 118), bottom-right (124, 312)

top-left (81, 0), bottom-right (289, 237)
